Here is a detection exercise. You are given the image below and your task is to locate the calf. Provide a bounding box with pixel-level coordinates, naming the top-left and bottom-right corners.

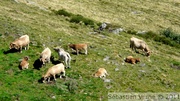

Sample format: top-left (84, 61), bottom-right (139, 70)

top-left (54, 47), bottom-right (71, 68)
top-left (68, 43), bottom-right (88, 55)
top-left (130, 37), bottom-right (151, 56)
top-left (124, 56), bottom-right (140, 64)
top-left (10, 35), bottom-right (30, 53)
top-left (39, 47), bottom-right (51, 65)
top-left (42, 63), bottom-right (65, 83)
top-left (93, 68), bottom-right (109, 78)
top-left (19, 56), bottom-right (29, 70)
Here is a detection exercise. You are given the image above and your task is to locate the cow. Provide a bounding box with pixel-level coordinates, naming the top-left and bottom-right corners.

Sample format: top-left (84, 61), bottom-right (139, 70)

top-left (19, 56), bottom-right (29, 70)
top-left (130, 37), bottom-right (151, 56)
top-left (39, 47), bottom-right (51, 65)
top-left (54, 47), bottom-right (71, 68)
top-left (42, 63), bottom-right (65, 83)
top-left (9, 35), bottom-right (30, 53)
top-left (93, 68), bottom-right (109, 78)
top-left (68, 43), bottom-right (88, 55)
top-left (124, 56), bottom-right (140, 64)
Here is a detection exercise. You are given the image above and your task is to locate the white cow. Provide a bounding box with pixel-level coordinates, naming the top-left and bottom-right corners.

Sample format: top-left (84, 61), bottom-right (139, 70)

top-left (54, 47), bottom-right (71, 68)
top-left (40, 47), bottom-right (51, 65)
top-left (130, 37), bottom-right (151, 56)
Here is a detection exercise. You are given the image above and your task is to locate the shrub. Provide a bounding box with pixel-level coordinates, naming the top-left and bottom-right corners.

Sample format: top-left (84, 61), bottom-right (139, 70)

top-left (70, 15), bottom-right (83, 24)
top-left (161, 28), bottom-right (180, 44)
top-left (126, 29), bottom-right (180, 48)
top-left (70, 14), bottom-right (94, 26)
top-left (138, 31), bottom-right (157, 39)
top-left (54, 9), bottom-right (73, 17)
top-left (127, 30), bottom-right (137, 35)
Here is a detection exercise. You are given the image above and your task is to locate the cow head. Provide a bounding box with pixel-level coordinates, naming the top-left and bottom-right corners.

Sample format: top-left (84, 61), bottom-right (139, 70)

top-left (10, 43), bottom-right (19, 50)
top-left (42, 75), bottom-right (47, 83)
top-left (135, 58), bottom-right (140, 63)
top-left (39, 57), bottom-right (46, 65)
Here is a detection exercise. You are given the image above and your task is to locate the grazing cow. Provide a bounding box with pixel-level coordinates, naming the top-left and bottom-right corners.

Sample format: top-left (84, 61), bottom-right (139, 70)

top-left (42, 63), bottom-right (65, 83)
top-left (68, 43), bottom-right (88, 55)
top-left (9, 35), bottom-right (30, 53)
top-left (130, 37), bottom-right (151, 56)
top-left (54, 47), bottom-right (71, 68)
top-left (93, 68), bottom-right (109, 78)
top-left (19, 56), bottom-right (29, 70)
top-left (124, 56), bottom-right (140, 64)
top-left (39, 47), bottom-right (51, 65)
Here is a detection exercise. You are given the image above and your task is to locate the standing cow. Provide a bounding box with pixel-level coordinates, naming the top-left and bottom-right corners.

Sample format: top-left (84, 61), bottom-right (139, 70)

top-left (130, 37), bottom-right (151, 56)
top-left (9, 35), bottom-right (30, 53)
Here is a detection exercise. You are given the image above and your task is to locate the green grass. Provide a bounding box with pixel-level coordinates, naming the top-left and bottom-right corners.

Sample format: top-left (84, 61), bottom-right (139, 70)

top-left (0, 0), bottom-right (180, 101)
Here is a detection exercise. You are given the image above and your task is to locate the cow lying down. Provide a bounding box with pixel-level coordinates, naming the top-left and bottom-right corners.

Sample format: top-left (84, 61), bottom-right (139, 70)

top-left (93, 68), bottom-right (109, 78)
top-left (124, 56), bottom-right (140, 64)
top-left (19, 56), bottom-right (29, 70)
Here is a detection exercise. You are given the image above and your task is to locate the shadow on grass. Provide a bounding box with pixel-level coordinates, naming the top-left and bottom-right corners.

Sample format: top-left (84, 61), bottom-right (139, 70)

top-left (50, 56), bottom-right (61, 65)
top-left (38, 75), bottom-right (66, 84)
top-left (70, 51), bottom-right (86, 55)
top-left (3, 49), bottom-right (19, 54)
top-left (33, 58), bottom-right (43, 70)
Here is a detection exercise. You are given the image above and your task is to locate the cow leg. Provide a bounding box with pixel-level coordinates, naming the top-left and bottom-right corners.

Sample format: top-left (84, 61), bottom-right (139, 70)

top-left (67, 58), bottom-right (71, 68)
top-left (48, 77), bottom-right (50, 82)
top-left (27, 44), bottom-right (29, 50)
top-left (53, 75), bottom-right (56, 81)
top-left (65, 57), bottom-right (68, 68)
top-left (62, 71), bottom-right (65, 77)
top-left (20, 46), bottom-right (22, 53)
top-left (76, 49), bottom-right (79, 55)
top-left (85, 49), bottom-right (87, 55)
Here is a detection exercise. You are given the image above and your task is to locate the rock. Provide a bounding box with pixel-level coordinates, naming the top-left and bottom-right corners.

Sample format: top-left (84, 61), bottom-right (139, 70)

top-left (140, 63), bottom-right (146, 67)
top-left (115, 67), bottom-right (120, 71)
top-left (104, 79), bottom-right (112, 83)
top-left (103, 56), bottom-right (110, 61)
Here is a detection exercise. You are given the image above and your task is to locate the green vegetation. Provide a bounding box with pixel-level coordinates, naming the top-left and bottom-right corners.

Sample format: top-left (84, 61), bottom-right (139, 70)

top-left (0, 0), bottom-right (180, 101)
top-left (127, 29), bottom-right (180, 48)
top-left (161, 28), bottom-right (180, 44)
top-left (54, 9), bottom-right (96, 26)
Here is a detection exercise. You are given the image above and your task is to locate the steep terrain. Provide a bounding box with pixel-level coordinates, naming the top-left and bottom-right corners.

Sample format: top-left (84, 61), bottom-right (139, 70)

top-left (0, 0), bottom-right (179, 100)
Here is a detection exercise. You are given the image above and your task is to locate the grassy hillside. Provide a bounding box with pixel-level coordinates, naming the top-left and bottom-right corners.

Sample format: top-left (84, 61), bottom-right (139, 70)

top-left (0, 0), bottom-right (179, 101)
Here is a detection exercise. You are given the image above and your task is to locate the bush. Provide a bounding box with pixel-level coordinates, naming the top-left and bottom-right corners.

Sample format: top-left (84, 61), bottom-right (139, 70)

top-left (70, 15), bottom-right (83, 24)
top-left (126, 29), bottom-right (180, 48)
top-left (54, 9), bottom-right (73, 17)
top-left (70, 14), bottom-right (94, 26)
top-left (161, 28), bottom-right (180, 44)
top-left (127, 30), bottom-right (137, 35)
top-left (138, 31), bottom-right (157, 39)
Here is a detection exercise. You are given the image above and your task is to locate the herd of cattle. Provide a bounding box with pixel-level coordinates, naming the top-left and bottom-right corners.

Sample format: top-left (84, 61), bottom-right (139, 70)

top-left (9, 34), bottom-right (151, 83)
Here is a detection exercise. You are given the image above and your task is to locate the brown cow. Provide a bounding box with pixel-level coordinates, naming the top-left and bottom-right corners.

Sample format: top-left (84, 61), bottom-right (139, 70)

top-left (125, 56), bottom-right (140, 64)
top-left (68, 43), bottom-right (88, 55)
top-left (19, 56), bottom-right (29, 70)
top-left (93, 68), bottom-right (109, 78)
